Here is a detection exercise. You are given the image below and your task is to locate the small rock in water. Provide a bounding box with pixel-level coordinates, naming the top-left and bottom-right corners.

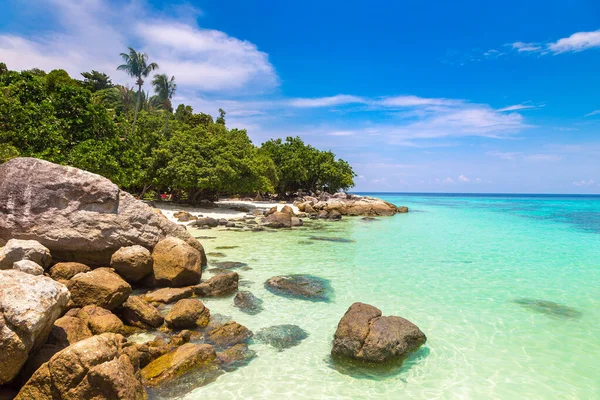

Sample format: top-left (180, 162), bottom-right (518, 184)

top-left (514, 298), bottom-right (582, 319)
top-left (207, 252), bottom-right (226, 258)
top-left (254, 324), bottom-right (308, 351)
top-left (211, 261), bottom-right (248, 270)
top-left (309, 236), bottom-right (355, 243)
top-left (233, 291), bottom-right (264, 315)
top-left (361, 217), bottom-right (378, 222)
top-left (265, 274), bottom-right (333, 302)
top-left (216, 246), bottom-right (239, 250)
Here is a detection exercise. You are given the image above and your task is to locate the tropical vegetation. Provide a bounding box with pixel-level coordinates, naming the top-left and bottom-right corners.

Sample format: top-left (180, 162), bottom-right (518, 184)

top-left (0, 49), bottom-right (356, 203)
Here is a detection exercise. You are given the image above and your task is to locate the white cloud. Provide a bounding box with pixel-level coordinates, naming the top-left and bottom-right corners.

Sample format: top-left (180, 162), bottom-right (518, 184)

top-left (442, 177), bottom-right (455, 184)
top-left (370, 178), bottom-right (386, 184)
top-left (524, 154), bottom-right (562, 162)
top-left (487, 151), bottom-right (520, 160)
top-left (498, 104), bottom-right (543, 112)
top-left (327, 130), bottom-right (356, 136)
top-left (288, 95), bottom-right (365, 108)
top-left (585, 110), bottom-right (600, 117)
top-left (0, 0), bottom-right (278, 94)
top-left (377, 95), bottom-right (461, 108)
top-left (510, 41), bottom-right (543, 52)
top-left (459, 174), bottom-right (470, 182)
top-left (572, 179), bottom-right (596, 187)
top-left (549, 30), bottom-right (600, 54)
top-left (475, 178), bottom-right (482, 183)
top-left (487, 151), bottom-right (561, 162)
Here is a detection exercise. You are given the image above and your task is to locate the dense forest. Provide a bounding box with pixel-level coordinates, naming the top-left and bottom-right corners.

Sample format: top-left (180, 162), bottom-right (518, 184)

top-left (0, 49), bottom-right (355, 203)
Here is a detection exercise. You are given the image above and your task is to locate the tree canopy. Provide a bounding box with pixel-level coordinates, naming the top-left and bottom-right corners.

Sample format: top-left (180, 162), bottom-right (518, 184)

top-left (0, 58), bottom-right (355, 202)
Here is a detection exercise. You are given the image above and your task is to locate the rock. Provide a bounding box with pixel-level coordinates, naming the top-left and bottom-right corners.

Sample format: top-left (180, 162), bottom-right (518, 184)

top-left (332, 192), bottom-right (348, 199)
top-left (194, 272), bottom-right (239, 297)
top-left (121, 296), bottom-right (164, 328)
top-left (0, 157), bottom-right (205, 266)
top-left (110, 245), bottom-right (153, 283)
top-left (174, 211), bottom-right (196, 222)
top-left (331, 302), bottom-right (426, 363)
top-left (304, 203), bottom-right (316, 214)
top-left (0, 270), bottom-right (69, 384)
top-left (164, 299), bottom-right (210, 329)
top-left (291, 217), bottom-right (303, 227)
top-left (264, 206), bottom-right (277, 216)
top-left (16, 333), bottom-right (146, 400)
top-left (280, 205), bottom-right (295, 215)
top-left (233, 291), bottom-right (264, 315)
top-left (309, 236), bottom-right (355, 243)
top-left (255, 325), bottom-right (309, 350)
top-left (48, 315), bottom-right (93, 348)
top-left (12, 260), bottom-right (44, 275)
top-left (225, 222), bottom-right (236, 228)
top-left (77, 305), bottom-right (124, 335)
top-left (143, 287), bottom-right (194, 304)
top-left (397, 206), bottom-right (409, 213)
top-left (262, 212), bottom-right (292, 228)
top-left (211, 261), bottom-right (247, 270)
top-left (48, 262), bottom-right (91, 281)
top-left (361, 217), bottom-right (378, 222)
top-left (217, 344), bottom-right (255, 369)
top-left (206, 321), bottom-right (253, 347)
top-left (265, 274), bottom-right (333, 302)
top-left (67, 268), bottom-right (132, 310)
top-left (317, 210), bottom-right (329, 219)
top-left (0, 239), bottom-right (51, 270)
top-left (217, 218), bottom-right (228, 226)
top-left (151, 237), bottom-right (202, 287)
top-left (141, 343), bottom-right (218, 387)
top-left (329, 209), bottom-right (342, 220)
top-left (194, 217), bottom-right (218, 228)
top-left (319, 192), bottom-right (332, 201)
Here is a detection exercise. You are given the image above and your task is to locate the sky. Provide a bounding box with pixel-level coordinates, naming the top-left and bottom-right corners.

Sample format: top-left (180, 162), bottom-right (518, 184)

top-left (0, 0), bottom-right (599, 193)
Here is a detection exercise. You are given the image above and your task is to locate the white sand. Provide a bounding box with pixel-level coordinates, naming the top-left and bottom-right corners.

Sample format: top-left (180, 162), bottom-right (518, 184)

top-left (155, 200), bottom-right (299, 225)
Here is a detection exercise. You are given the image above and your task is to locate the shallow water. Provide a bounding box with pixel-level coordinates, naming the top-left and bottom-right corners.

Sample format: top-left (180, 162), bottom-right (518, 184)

top-left (181, 193), bottom-right (600, 399)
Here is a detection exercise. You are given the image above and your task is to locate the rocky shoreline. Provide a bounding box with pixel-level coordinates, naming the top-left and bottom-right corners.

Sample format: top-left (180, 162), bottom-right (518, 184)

top-left (0, 158), bottom-right (425, 399)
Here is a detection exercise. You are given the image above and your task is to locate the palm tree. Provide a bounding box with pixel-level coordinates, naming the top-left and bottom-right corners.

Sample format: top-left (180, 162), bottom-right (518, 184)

top-left (117, 47), bottom-right (159, 137)
top-left (152, 74), bottom-right (177, 134)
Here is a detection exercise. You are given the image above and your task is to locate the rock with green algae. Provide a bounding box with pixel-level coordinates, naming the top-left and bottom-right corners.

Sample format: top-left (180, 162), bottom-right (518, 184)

top-left (141, 343), bottom-right (218, 387)
top-left (206, 321), bottom-right (253, 347)
top-left (164, 299), bottom-right (210, 329)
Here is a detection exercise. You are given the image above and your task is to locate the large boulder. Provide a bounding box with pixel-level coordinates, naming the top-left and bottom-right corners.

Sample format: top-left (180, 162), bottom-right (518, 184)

top-left (143, 287), bottom-right (194, 304)
top-left (262, 212), bottom-right (292, 228)
top-left (12, 260), bottom-right (44, 276)
top-left (150, 237), bottom-right (202, 287)
top-left (67, 268), bottom-right (132, 310)
top-left (0, 270), bottom-right (69, 384)
top-left (0, 157), bottom-right (205, 266)
top-left (110, 245), bottom-right (153, 283)
top-left (48, 316), bottom-right (93, 348)
top-left (331, 302), bottom-right (426, 363)
top-left (141, 343), bottom-right (218, 387)
top-left (164, 299), bottom-right (210, 329)
top-left (16, 333), bottom-right (146, 400)
top-left (77, 305), bottom-right (125, 335)
top-left (194, 272), bottom-right (239, 297)
top-left (121, 296), bottom-right (164, 328)
top-left (48, 262), bottom-right (91, 281)
top-left (0, 239), bottom-right (51, 270)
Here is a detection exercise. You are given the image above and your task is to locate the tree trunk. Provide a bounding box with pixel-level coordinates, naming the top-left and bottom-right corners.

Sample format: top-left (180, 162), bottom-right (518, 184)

top-left (130, 83), bottom-right (142, 138)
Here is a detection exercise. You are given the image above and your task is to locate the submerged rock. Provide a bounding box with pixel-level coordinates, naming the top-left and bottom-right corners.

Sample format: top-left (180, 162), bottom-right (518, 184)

top-left (211, 261), bottom-right (248, 270)
top-left (217, 343), bottom-right (256, 370)
top-left (0, 157), bottom-right (205, 266)
top-left (254, 325), bottom-right (308, 350)
top-left (514, 298), bottom-right (582, 319)
top-left (206, 321), bottom-right (253, 347)
top-left (215, 246), bottom-right (239, 250)
top-left (309, 236), bottom-right (355, 243)
top-left (331, 302), bottom-right (426, 364)
top-left (233, 291), bottom-right (264, 315)
top-left (207, 252), bottom-right (226, 257)
top-left (141, 343), bottom-right (218, 387)
top-left (0, 270), bottom-right (69, 384)
top-left (195, 272), bottom-right (239, 297)
top-left (265, 274), bottom-right (333, 302)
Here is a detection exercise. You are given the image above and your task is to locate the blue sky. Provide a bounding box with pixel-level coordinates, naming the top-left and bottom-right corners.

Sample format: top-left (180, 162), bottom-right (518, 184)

top-left (1, 0), bottom-right (599, 193)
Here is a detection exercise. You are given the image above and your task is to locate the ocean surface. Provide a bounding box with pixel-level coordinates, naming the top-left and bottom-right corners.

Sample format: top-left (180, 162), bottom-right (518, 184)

top-left (182, 193), bottom-right (600, 399)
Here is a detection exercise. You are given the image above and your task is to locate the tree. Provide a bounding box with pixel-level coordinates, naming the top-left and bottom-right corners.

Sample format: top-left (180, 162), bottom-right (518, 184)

top-left (216, 108), bottom-right (226, 125)
top-left (81, 70), bottom-right (113, 92)
top-left (117, 47), bottom-right (159, 137)
top-left (152, 74), bottom-right (177, 134)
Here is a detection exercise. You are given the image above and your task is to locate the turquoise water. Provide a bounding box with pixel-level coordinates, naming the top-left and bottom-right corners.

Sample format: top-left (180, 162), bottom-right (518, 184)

top-left (184, 194), bottom-right (600, 399)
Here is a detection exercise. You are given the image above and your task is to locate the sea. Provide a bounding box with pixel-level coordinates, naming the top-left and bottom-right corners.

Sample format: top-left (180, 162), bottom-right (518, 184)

top-left (181, 193), bottom-right (600, 399)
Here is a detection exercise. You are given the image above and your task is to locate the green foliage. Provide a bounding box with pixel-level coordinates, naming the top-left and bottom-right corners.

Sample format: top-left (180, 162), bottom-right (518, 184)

top-left (261, 136), bottom-right (355, 195)
top-left (81, 70), bottom-right (113, 92)
top-left (0, 62), bottom-right (355, 202)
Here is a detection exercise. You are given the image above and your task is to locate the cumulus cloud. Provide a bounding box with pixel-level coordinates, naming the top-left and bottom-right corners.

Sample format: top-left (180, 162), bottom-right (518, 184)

top-left (0, 0), bottom-right (278, 94)
top-left (458, 174), bottom-right (470, 182)
top-left (548, 30), bottom-right (600, 54)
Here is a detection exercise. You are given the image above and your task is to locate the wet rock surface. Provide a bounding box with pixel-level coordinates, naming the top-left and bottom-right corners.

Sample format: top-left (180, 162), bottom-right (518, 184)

top-left (233, 291), bottom-right (264, 315)
top-left (194, 272), bottom-right (239, 297)
top-left (254, 324), bottom-right (308, 350)
top-left (265, 274), bottom-right (333, 302)
top-left (67, 267), bottom-right (132, 310)
top-left (165, 299), bottom-right (211, 329)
